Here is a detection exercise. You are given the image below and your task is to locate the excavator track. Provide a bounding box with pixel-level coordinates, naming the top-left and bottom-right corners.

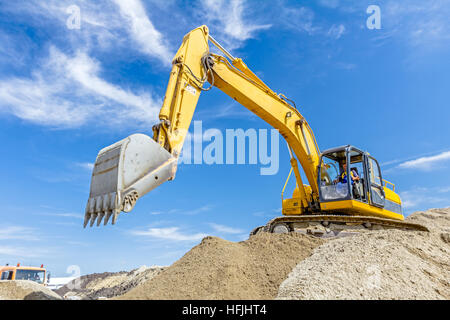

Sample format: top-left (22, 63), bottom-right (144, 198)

top-left (250, 214), bottom-right (429, 238)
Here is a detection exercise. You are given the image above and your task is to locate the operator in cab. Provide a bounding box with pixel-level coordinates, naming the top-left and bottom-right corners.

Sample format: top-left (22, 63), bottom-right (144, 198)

top-left (340, 162), bottom-right (360, 184)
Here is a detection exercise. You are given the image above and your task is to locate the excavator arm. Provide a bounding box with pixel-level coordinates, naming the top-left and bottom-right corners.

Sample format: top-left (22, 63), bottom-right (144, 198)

top-left (84, 25), bottom-right (320, 227)
top-left (158, 26), bottom-right (321, 203)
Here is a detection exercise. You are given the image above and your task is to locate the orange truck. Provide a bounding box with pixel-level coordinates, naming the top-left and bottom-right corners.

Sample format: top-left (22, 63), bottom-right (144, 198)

top-left (0, 263), bottom-right (47, 285)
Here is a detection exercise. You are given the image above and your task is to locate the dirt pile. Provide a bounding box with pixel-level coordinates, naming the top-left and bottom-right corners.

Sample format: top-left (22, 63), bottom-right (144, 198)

top-left (0, 280), bottom-right (62, 300)
top-left (53, 208), bottom-right (449, 300)
top-left (116, 232), bottom-right (324, 300)
top-left (56, 266), bottom-right (165, 300)
top-left (277, 208), bottom-right (450, 300)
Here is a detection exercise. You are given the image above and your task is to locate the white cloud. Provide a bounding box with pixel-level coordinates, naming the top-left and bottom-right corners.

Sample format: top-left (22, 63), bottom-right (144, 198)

top-left (0, 226), bottom-right (39, 241)
top-left (148, 205), bottom-right (212, 215)
top-left (0, 226), bottom-right (38, 241)
top-left (57, 48), bottom-right (159, 118)
top-left (0, 245), bottom-right (52, 258)
top-left (67, 241), bottom-right (90, 247)
top-left (397, 151), bottom-right (450, 171)
top-left (380, 0), bottom-right (450, 48)
top-left (51, 221), bottom-right (78, 227)
top-left (183, 205), bottom-right (212, 215)
top-left (131, 227), bottom-right (207, 241)
top-left (279, 6), bottom-right (317, 35)
top-left (318, 0), bottom-right (339, 8)
top-left (327, 24), bottom-right (346, 39)
top-left (114, 0), bottom-right (173, 65)
top-left (76, 162), bottom-right (94, 170)
top-left (0, 0), bottom-right (272, 131)
top-left (0, 76), bottom-right (87, 128)
top-left (399, 187), bottom-right (450, 211)
top-left (0, 31), bottom-right (32, 68)
top-left (381, 149), bottom-right (450, 167)
top-left (278, 5), bottom-right (349, 39)
top-left (209, 223), bottom-right (243, 234)
top-left (201, 0), bottom-right (271, 46)
top-left (3, 1), bottom-right (126, 50)
top-left (0, 246), bottom-right (38, 258)
top-left (438, 187), bottom-right (450, 194)
top-left (0, 46), bottom-right (161, 128)
top-left (57, 213), bottom-right (84, 219)
top-left (3, 0), bottom-right (172, 64)
top-left (38, 212), bottom-right (84, 220)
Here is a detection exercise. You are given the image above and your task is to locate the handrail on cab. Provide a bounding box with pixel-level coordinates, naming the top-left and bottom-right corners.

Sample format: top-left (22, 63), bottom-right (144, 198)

top-left (383, 179), bottom-right (395, 191)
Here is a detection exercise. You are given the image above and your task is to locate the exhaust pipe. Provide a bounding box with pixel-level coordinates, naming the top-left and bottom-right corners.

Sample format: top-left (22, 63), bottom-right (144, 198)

top-left (84, 134), bottom-right (177, 227)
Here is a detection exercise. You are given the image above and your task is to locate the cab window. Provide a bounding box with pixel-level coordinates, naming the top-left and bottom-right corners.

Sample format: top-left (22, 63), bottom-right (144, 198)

top-left (1, 271), bottom-right (13, 280)
top-left (319, 151), bottom-right (349, 200)
top-left (370, 158), bottom-right (382, 186)
top-left (368, 157), bottom-right (385, 207)
top-left (15, 269), bottom-right (45, 284)
top-left (348, 150), bottom-right (366, 202)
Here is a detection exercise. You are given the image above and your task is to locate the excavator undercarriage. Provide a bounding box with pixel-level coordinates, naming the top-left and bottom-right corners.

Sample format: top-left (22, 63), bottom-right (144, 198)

top-left (250, 214), bottom-right (429, 238)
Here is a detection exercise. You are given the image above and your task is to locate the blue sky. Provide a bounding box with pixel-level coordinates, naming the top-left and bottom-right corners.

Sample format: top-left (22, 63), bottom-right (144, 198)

top-left (0, 0), bottom-right (449, 277)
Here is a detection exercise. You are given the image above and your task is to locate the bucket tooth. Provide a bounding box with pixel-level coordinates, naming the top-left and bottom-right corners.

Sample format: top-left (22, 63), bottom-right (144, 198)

top-left (89, 213), bottom-right (98, 227)
top-left (83, 213), bottom-right (91, 228)
top-left (104, 210), bottom-right (113, 226)
top-left (97, 212), bottom-right (106, 226)
top-left (84, 198), bottom-right (95, 228)
top-left (112, 212), bottom-right (119, 225)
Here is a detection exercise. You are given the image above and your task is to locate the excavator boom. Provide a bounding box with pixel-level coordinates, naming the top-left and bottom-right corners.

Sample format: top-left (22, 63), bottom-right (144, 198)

top-left (84, 25), bottom-right (320, 227)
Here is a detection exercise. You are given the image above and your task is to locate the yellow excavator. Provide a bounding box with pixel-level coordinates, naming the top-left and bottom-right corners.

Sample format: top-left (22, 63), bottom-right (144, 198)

top-left (83, 25), bottom-right (427, 236)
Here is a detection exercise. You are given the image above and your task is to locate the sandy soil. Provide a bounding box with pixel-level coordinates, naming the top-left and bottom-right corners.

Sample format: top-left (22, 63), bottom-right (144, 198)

top-left (276, 208), bottom-right (450, 300)
top-left (56, 266), bottom-right (165, 300)
top-left (0, 280), bottom-right (62, 300)
top-left (116, 232), bottom-right (324, 300)
top-left (7, 207), bottom-right (446, 300)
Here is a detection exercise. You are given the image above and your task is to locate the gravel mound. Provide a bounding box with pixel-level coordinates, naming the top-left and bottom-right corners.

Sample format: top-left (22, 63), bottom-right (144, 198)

top-left (276, 208), bottom-right (450, 300)
top-left (52, 208), bottom-right (449, 300)
top-left (0, 280), bottom-right (62, 300)
top-left (56, 266), bottom-right (165, 300)
top-left (116, 232), bottom-right (324, 300)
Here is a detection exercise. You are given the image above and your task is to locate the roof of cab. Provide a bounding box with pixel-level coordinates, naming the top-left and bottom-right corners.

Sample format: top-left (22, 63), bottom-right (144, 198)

top-left (0, 266), bottom-right (46, 271)
top-left (321, 145), bottom-right (366, 155)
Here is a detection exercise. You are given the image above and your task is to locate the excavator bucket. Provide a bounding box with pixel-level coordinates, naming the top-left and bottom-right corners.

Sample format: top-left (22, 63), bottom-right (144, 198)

top-left (84, 133), bottom-right (177, 227)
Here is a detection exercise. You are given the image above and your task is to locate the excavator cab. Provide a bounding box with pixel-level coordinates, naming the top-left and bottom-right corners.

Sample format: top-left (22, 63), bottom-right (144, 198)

top-left (318, 145), bottom-right (392, 214)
